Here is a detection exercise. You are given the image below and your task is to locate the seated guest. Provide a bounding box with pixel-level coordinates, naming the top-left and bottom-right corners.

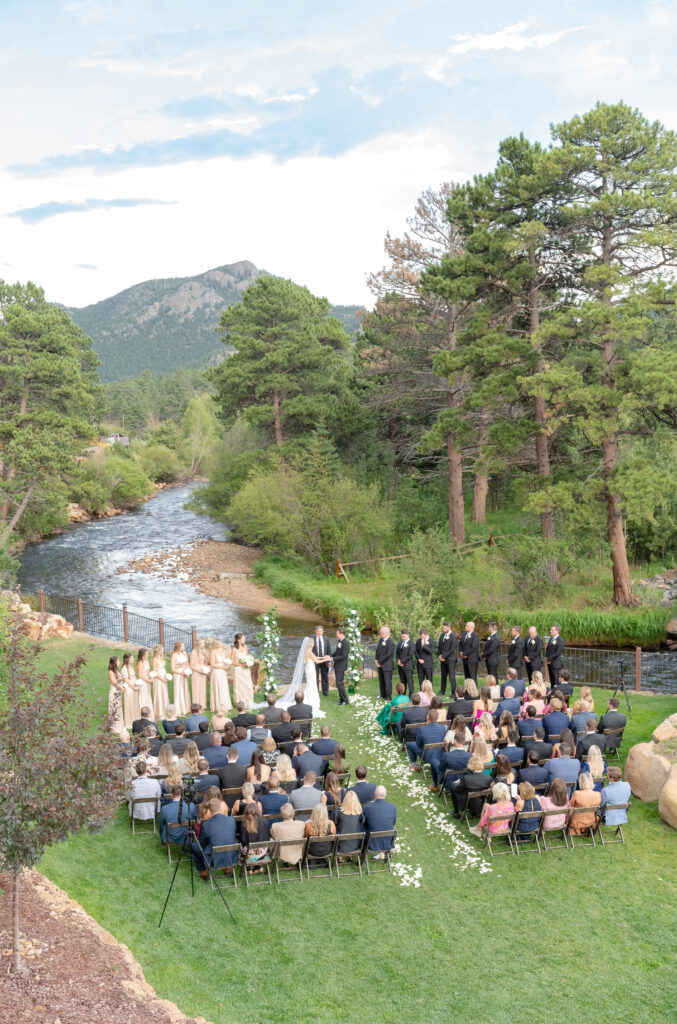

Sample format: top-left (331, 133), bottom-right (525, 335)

top-left (350, 765), bottom-right (376, 805)
top-left (160, 783), bottom-right (196, 843)
top-left (194, 720), bottom-right (213, 751)
top-left (221, 723), bottom-right (237, 748)
top-left (191, 797), bottom-right (238, 878)
top-left (599, 766), bottom-right (631, 824)
top-left (398, 692), bottom-right (428, 741)
top-left (335, 790), bottom-right (365, 855)
top-left (192, 758), bottom-right (216, 802)
top-left (462, 678), bottom-right (479, 701)
top-left (184, 703), bottom-right (209, 733)
top-left (304, 803), bottom-right (336, 864)
top-left (162, 705), bottom-right (183, 735)
top-left (272, 710), bottom-right (295, 747)
top-left (292, 742), bottom-right (324, 780)
top-left (288, 691), bottom-right (313, 737)
top-left (203, 732), bottom-right (229, 768)
top-left (485, 674), bottom-right (500, 701)
top-left (247, 714), bottom-right (272, 744)
top-left (542, 697), bottom-right (569, 740)
top-left (161, 764), bottom-right (183, 802)
top-left (275, 754), bottom-right (300, 794)
top-left (552, 727), bottom-right (576, 758)
top-left (258, 774), bottom-right (289, 822)
top-left (271, 802), bottom-right (306, 865)
top-left (179, 740), bottom-right (200, 776)
top-left (500, 668), bottom-right (526, 699)
top-left (495, 710), bottom-right (516, 746)
top-left (570, 699), bottom-right (597, 738)
top-left (376, 681), bottom-right (409, 734)
top-left (232, 781), bottom-right (263, 816)
top-left (407, 708), bottom-right (446, 768)
top-left (201, 784), bottom-right (229, 817)
top-left (447, 686), bottom-right (474, 722)
top-left (430, 731), bottom-right (471, 791)
top-left (311, 725), bottom-right (340, 757)
top-left (568, 771), bottom-right (601, 833)
top-left (491, 753), bottom-right (517, 798)
top-left (545, 743), bottom-right (580, 792)
top-left (517, 749), bottom-right (548, 788)
top-left (232, 727), bottom-right (257, 766)
top-left (469, 782), bottom-right (513, 838)
top-left (125, 736), bottom-right (158, 779)
top-left (576, 718), bottom-right (607, 760)
top-left (217, 746), bottom-right (247, 798)
top-left (449, 755), bottom-right (490, 818)
top-left (500, 729), bottom-right (525, 773)
top-left (231, 701), bottom-right (257, 730)
top-left (573, 685), bottom-right (595, 713)
top-left (132, 706), bottom-right (155, 735)
top-left (445, 714), bottom-right (472, 748)
top-left (361, 785), bottom-right (397, 850)
top-left (247, 748), bottom-right (272, 788)
top-left (597, 697), bottom-right (627, 746)
top-left (578, 744), bottom-right (606, 793)
top-left (493, 686), bottom-right (520, 720)
top-left (468, 735), bottom-right (495, 775)
top-left (513, 782), bottom-right (542, 842)
top-left (321, 771), bottom-right (345, 814)
top-left (210, 706), bottom-right (231, 733)
top-left (261, 736), bottom-right (281, 766)
top-left (548, 669), bottom-right (574, 703)
top-left (142, 724), bottom-right (164, 757)
top-left (518, 704), bottom-right (541, 739)
top-left (156, 741), bottom-right (178, 777)
top-left (288, 771), bottom-right (322, 816)
top-left (519, 687), bottom-right (545, 717)
top-left (472, 686), bottom-right (495, 727)
top-left (262, 692), bottom-right (283, 724)
top-left (331, 745), bottom-right (348, 776)
top-left (238, 801), bottom-right (272, 864)
top-left (127, 763), bottom-right (161, 819)
top-left (473, 711), bottom-right (498, 747)
top-left (168, 722), bottom-right (189, 757)
top-left (419, 679), bottom-right (434, 706)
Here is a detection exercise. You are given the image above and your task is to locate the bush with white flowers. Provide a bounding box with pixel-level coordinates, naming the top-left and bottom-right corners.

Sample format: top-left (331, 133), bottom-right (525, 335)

top-left (344, 607), bottom-right (364, 692)
top-left (254, 608), bottom-right (281, 693)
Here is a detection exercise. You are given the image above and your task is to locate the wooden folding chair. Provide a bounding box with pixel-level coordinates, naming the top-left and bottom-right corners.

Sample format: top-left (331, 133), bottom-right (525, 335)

top-left (512, 810), bottom-right (544, 854)
top-left (363, 830), bottom-right (397, 874)
top-left (221, 786), bottom-right (243, 809)
top-left (292, 718), bottom-right (312, 738)
top-left (597, 803), bottom-right (630, 846)
top-left (209, 844), bottom-right (240, 889)
top-left (401, 721), bottom-right (425, 751)
top-left (273, 838), bottom-right (307, 883)
top-left (130, 797), bottom-right (159, 835)
top-left (165, 819), bottom-right (194, 863)
top-left (389, 703), bottom-right (411, 737)
top-left (480, 813), bottom-right (516, 856)
top-left (545, 732), bottom-right (563, 745)
top-left (603, 729), bottom-right (624, 763)
top-left (462, 788), bottom-right (492, 830)
top-left (333, 832), bottom-right (365, 878)
top-left (242, 840), bottom-right (275, 886)
top-left (420, 742), bottom-right (445, 780)
top-left (539, 808), bottom-right (570, 851)
top-left (335, 770), bottom-right (351, 789)
top-left (533, 783), bottom-right (548, 795)
top-left (303, 834), bottom-right (338, 879)
top-left (567, 806), bottom-right (598, 848)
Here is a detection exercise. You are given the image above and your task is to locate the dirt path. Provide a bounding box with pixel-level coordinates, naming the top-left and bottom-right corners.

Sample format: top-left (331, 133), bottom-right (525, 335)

top-left (0, 870), bottom-right (210, 1024)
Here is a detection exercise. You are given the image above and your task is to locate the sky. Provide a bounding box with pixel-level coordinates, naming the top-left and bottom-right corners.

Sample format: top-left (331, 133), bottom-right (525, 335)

top-left (3, 0), bottom-right (677, 309)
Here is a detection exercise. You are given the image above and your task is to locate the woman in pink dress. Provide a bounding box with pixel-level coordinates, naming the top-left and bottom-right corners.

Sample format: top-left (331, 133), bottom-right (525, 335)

top-left (539, 777), bottom-right (570, 831)
top-left (135, 648), bottom-right (153, 714)
top-left (189, 638), bottom-right (209, 708)
top-left (231, 633), bottom-right (255, 707)
top-left (171, 641), bottom-right (190, 715)
top-left (121, 651), bottom-right (142, 728)
top-left (152, 644), bottom-right (170, 720)
top-left (209, 639), bottom-right (232, 712)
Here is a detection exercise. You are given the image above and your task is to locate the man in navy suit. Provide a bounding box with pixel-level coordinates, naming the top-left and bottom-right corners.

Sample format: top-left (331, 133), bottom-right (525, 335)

top-left (517, 750), bottom-right (549, 787)
top-left (430, 731), bottom-right (471, 790)
top-left (501, 729), bottom-right (525, 772)
top-left (232, 727), bottom-right (257, 766)
top-left (361, 786), bottom-right (397, 850)
top-left (407, 709), bottom-right (446, 767)
top-left (518, 705), bottom-right (540, 740)
top-left (191, 798), bottom-right (238, 877)
top-left (374, 626), bottom-right (395, 701)
top-left (184, 703), bottom-right (209, 733)
top-left (459, 621), bottom-right (480, 682)
top-left (203, 733), bottom-right (229, 768)
top-left (524, 626), bottom-right (543, 684)
top-left (193, 759), bottom-right (218, 802)
top-left (570, 701), bottom-right (597, 739)
top-left (160, 785), bottom-right (196, 843)
top-left (311, 725), bottom-right (339, 757)
top-left (541, 699), bottom-right (569, 740)
top-left (436, 622), bottom-right (457, 696)
top-left (483, 622), bottom-right (501, 680)
top-left (292, 743), bottom-right (324, 779)
top-left (493, 686), bottom-right (520, 721)
top-left (500, 668), bottom-right (526, 699)
top-left (545, 625), bottom-right (565, 686)
top-left (507, 626), bottom-right (525, 674)
top-left (545, 744), bottom-right (580, 792)
top-left (349, 766), bottom-right (376, 804)
top-left (398, 692), bottom-right (428, 741)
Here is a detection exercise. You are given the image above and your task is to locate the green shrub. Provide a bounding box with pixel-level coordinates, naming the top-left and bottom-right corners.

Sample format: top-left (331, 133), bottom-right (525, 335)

top-left (100, 456), bottom-right (152, 509)
top-left (138, 443), bottom-right (182, 483)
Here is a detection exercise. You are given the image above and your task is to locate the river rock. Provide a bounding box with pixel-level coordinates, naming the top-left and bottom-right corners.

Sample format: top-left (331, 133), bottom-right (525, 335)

top-left (652, 720), bottom-right (677, 744)
top-left (658, 764), bottom-right (677, 830)
top-left (624, 742), bottom-right (671, 801)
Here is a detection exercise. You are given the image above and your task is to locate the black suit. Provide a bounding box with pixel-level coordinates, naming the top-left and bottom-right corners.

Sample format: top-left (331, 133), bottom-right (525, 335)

top-left (436, 631), bottom-right (458, 695)
top-left (524, 634), bottom-right (543, 682)
top-left (375, 637), bottom-right (395, 700)
top-left (597, 710), bottom-right (627, 749)
top-left (396, 639), bottom-right (414, 696)
top-left (216, 762), bottom-right (247, 800)
top-left (521, 739), bottom-right (553, 762)
top-left (312, 635), bottom-right (331, 696)
top-left (194, 731), bottom-right (212, 751)
top-left (576, 732), bottom-right (607, 760)
top-left (483, 631), bottom-right (501, 680)
top-left (289, 702), bottom-right (313, 738)
top-left (447, 697), bottom-right (473, 722)
top-left (232, 712), bottom-right (256, 729)
top-left (545, 634), bottom-right (564, 685)
top-left (459, 630), bottom-right (480, 682)
top-left (398, 705), bottom-right (427, 741)
top-left (132, 717), bottom-right (154, 735)
top-left (272, 721), bottom-right (294, 746)
top-left (507, 634), bottom-right (525, 673)
top-left (332, 638), bottom-right (350, 703)
top-left (451, 772), bottom-right (490, 816)
top-left (415, 636), bottom-right (434, 687)
top-left (261, 705), bottom-right (283, 724)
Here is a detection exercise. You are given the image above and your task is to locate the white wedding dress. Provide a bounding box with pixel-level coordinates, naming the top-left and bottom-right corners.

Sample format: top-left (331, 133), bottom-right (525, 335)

top-left (276, 637), bottom-right (326, 718)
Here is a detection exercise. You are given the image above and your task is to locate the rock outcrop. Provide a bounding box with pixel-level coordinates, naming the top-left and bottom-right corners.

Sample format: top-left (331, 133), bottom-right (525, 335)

top-left (625, 711), bottom-right (677, 828)
top-left (3, 591), bottom-right (74, 640)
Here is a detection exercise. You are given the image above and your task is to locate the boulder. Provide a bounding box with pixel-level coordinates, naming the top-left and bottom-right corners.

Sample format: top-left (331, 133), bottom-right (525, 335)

top-left (658, 764), bottom-right (677, 830)
top-left (652, 720), bottom-right (677, 744)
top-left (624, 742), bottom-right (671, 802)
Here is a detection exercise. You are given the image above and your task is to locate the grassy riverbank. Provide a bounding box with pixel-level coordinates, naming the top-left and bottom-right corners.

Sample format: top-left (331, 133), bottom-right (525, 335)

top-left (32, 636), bottom-right (677, 1024)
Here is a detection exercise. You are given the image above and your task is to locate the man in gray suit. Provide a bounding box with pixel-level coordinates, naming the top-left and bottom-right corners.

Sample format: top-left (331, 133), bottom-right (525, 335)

top-left (288, 771), bottom-right (322, 819)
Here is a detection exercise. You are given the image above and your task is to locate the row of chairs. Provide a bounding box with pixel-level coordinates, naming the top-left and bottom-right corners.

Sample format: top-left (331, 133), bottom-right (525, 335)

top-left (468, 804), bottom-right (631, 857)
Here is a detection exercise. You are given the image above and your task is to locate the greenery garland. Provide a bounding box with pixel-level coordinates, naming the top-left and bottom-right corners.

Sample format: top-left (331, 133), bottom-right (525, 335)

top-left (344, 607), bottom-right (364, 692)
top-left (254, 608), bottom-right (281, 693)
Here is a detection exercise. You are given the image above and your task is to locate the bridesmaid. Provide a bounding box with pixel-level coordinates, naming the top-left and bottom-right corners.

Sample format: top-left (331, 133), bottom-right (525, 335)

top-left (152, 644), bottom-right (170, 720)
top-left (121, 651), bottom-right (142, 728)
top-left (135, 648), bottom-right (154, 714)
top-left (190, 637), bottom-right (209, 709)
top-left (107, 656), bottom-right (126, 735)
top-left (209, 639), bottom-right (232, 712)
top-left (231, 633), bottom-right (254, 707)
top-left (171, 641), bottom-right (190, 716)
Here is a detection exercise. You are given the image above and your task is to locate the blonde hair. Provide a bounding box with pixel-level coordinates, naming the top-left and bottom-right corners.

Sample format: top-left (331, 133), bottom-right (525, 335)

top-left (519, 781), bottom-right (535, 800)
top-left (464, 678), bottom-right (479, 698)
top-left (182, 741), bottom-right (200, 774)
top-left (241, 782), bottom-right (255, 802)
top-left (473, 737), bottom-right (490, 762)
top-left (275, 754), bottom-right (296, 782)
top-left (173, 641), bottom-right (184, 653)
top-left (152, 644), bottom-right (164, 657)
top-left (479, 711), bottom-right (493, 733)
top-left (341, 790), bottom-right (362, 815)
top-left (421, 680), bottom-right (434, 697)
top-left (157, 743), bottom-right (175, 774)
top-left (166, 765), bottom-right (183, 788)
top-left (262, 736), bottom-right (276, 752)
top-left (307, 803), bottom-right (330, 836)
top-left (467, 755), bottom-right (483, 773)
top-left (587, 745), bottom-right (604, 777)
top-left (578, 771), bottom-right (595, 791)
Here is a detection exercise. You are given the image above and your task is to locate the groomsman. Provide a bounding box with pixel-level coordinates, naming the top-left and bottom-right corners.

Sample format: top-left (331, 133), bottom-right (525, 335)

top-left (415, 629), bottom-right (434, 688)
top-left (332, 627), bottom-right (350, 705)
top-left (483, 622), bottom-right (501, 680)
top-left (396, 629), bottom-right (414, 696)
top-left (374, 626), bottom-right (395, 701)
top-left (507, 626), bottom-right (525, 674)
top-left (524, 626), bottom-right (543, 684)
top-left (312, 625), bottom-right (330, 697)
top-left (459, 621), bottom-right (480, 683)
top-left (545, 625), bottom-right (565, 685)
top-left (436, 621), bottom-right (458, 696)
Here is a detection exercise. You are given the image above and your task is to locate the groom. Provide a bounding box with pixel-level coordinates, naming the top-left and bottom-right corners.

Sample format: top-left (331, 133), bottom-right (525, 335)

top-left (312, 625), bottom-right (331, 697)
top-left (332, 627), bottom-right (350, 705)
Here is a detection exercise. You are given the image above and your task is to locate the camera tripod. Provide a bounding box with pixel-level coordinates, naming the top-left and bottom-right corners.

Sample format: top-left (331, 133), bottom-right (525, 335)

top-left (611, 659), bottom-right (632, 718)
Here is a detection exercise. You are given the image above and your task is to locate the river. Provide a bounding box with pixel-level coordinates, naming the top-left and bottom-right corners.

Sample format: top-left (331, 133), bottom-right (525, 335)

top-left (17, 484), bottom-right (320, 674)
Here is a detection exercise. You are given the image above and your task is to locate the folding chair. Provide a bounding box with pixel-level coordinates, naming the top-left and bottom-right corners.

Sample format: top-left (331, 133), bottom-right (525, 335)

top-left (479, 813), bottom-right (516, 856)
top-left (439, 770), bottom-right (459, 804)
top-left (165, 819), bottom-right (194, 863)
top-left (545, 732), bottom-right (563, 745)
top-left (363, 830), bottom-right (397, 874)
top-left (389, 703), bottom-right (411, 737)
top-left (401, 721), bottom-right (425, 751)
top-left (273, 838), bottom-right (307, 883)
top-left (221, 786), bottom-right (243, 809)
top-left (512, 810), bottom-right (544, 854)
top-left (333, 833), bottom-right (365, 878)
top-left (130, 797), bottom-right (159, 835)
top-left (335, 770), bottom-right (351, 789)
top-left (539, 808), bottom-right (570, 851)
top-left (567, 806), bottom-right (598, 848)
top-left (462, 788), bottom-right (492, 830)
top-left (292, 718), bottom-right (312, 738)
top-left (303, 834), bottom-right (338, 879)
top-left (242, 840), bottom-right (275, 886)
top-left (533, 783), bottom-right (548, 795)
top-left (420, 742), bottom-right (445, 780)
top-left (597, 803), bottom-right (630, 846)
top-left (604, 729), bottom-right (624, 763)
top-left (209, 844), bottom-right (240, 889)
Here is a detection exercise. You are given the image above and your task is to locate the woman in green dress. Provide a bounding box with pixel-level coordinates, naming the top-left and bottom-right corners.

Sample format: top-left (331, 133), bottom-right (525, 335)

top-left (376, 681), bottom-right (410, 735)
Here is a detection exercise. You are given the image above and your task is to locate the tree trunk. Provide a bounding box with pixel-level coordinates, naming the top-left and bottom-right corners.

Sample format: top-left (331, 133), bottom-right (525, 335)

top-left (13, 872), bottom-right (20, 973)
top-left (529, 261), bottom-right (556, 544)
top-left (604, 439), bottom-right (635, 605)
top-left (272, 390), bottom-right (283, 448)
top-left (471, 472), bottom-right (488, 524)
top-left (447, 435), bottom-right (465, 545)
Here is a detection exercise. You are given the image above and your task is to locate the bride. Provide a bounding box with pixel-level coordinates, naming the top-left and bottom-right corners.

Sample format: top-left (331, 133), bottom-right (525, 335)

top-left (275, 637), bottom-right (329, 718)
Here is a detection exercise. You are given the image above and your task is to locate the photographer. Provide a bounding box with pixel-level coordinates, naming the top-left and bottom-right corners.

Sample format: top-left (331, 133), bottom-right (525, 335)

top-left (159, 783), bottom-right (196, 844)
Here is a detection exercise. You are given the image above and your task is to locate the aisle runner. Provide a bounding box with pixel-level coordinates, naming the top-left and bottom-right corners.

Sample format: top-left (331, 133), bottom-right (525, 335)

top-left (349, 695), bottom-right (492, 880)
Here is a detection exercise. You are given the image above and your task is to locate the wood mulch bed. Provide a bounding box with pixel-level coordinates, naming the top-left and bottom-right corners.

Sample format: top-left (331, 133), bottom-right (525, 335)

top-left (0, 870), bottom-right (210, 1024)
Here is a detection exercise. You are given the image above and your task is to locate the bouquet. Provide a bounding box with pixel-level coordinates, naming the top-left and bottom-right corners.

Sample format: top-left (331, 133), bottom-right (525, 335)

top-left (166, 673), bottom-right (173, 681)
top-left (204, 665), bottom-right (211, 675)
top-left (184, 667), bottom-right (192, 677)
top-left (239, 655), bottom-right (254, 668)
top-left (149, 670), bottom-right (157, 679)
top-left (224, 658), bottom-right (232, 666)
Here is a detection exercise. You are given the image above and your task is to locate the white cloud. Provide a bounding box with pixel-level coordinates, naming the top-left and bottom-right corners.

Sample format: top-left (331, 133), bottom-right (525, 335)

top-left (447, 20), bottom-right (583, 55)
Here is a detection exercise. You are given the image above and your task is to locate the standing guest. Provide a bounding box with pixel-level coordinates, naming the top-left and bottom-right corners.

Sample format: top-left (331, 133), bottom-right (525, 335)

top-left (311, 725), bottom-right (339, 757)
top-left (160, 784), bottom-right (196, 844)
top-left (121, 652), bottom-right (142, 730)
top-left (398, 692), bottom-right (428, 741)
top-left (311, 625), bottom-right (331, 698)
top-left (374, 625), bottom-right (395, 701)
top-left (539, 777), bottom-right (569, 830)
top-left (568, 771), bottom-right (601, 833)
top-left (436, 621), bottom-right (458, 696)
top-left (194, 720), bottom-right (213, 751)
top-left (376, 681), bottom-right (409, 735)
top-left (289, 691), bottom-right (313, 738)
top-left (247, 748), bottom-right (272, 788)
top-left (259, 775), bottom-right (289, 822)
top-left (209, 639), bottom-right (232, 713)
top-left (275, 754), bottom-right (300, 794)
top-left (184, 703), bottom-right (209, 733)
top-left (261, 692), bottom-right (283, 724)
top-left (162, 705), bottom-right (182, 735)
top-left (599, 767), bottom-right (631, 824)
top-left (217, 746), bottom-right (247, 801)
top-left (507, 626), bottom-right (525, 674)
top-left (483, 622), bottom-right (501, 681)
top-left (419, 680), bottom-right (434, 707)
top-left (189, 638), bottom-right (209, 710)
top-left (500, 668), bottom-right (526, 700)
top-left (396, 629), bottom-right (415, 697)
top-left (469, 782), bottom-right (513, 838)
top-left (304, 804), bottom-right (336, 864)
top-left (247, 714), bottom-right (272, 745)
top-left (472, 686), bottom-right (494, 727)
top-left (524, 626), bottom-right (543, 684)
top-left (232, 633), bottom-right (255, 707)
top-left (332, 627), bottom-right (351, 705)
top-left (151, 644), bottom-right (170, 720)
top-left (335, 790), bottom-right (365, 856)
top-left (271, 803), bottom-right (306, 866)
top-left (361, 786), bottom-right (397, 850)
top-left (127, 762), bottom-right (161, 820)
top-left (107, 656), bottom-right (126, 735)
top-left (349, 766), bottom-right (376, 805)
top-left (545, 625), bottom-right (565, 687)
top-left (135, 648), bottom-right (154, 714)
top-left (459, 621), bottom-right (480, 683)
top-left (261, 736), bottom-right (281, 766)
top-left (171, 641), bottom-right (190, 716)
top-left (513, 782), bottom-right (542, 842)
top-left (415, 628), bottom-right (434, 688)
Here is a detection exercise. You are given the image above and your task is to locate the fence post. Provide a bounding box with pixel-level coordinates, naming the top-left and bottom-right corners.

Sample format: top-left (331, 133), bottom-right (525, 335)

top-left (158, 617), bottom-right (165, 648)
top-left (191, 625), bottom-right (198, 650)
top-left (635, 646), bottom-right (642, 692)
top-left (39, 589), bottom-right (45, 614)
top-left (77, 598), bottom-right (84, 632)
top-left (122, 604), bottom-right (129, 644)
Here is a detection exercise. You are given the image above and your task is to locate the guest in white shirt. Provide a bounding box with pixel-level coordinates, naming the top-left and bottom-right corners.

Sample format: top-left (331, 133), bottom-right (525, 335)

top-left (127, 763), bottom-right (161, 820)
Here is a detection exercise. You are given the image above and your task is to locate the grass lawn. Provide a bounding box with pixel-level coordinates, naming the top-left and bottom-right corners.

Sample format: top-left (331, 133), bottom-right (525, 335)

top-left (35, 637), bottom-right (677, 1024)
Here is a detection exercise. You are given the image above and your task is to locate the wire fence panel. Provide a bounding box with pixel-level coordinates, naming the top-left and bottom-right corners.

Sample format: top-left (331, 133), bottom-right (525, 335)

top-left (43, 593), bottom-right (79, 625)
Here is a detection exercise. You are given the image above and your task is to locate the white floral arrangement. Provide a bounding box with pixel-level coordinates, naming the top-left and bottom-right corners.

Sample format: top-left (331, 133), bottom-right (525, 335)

top-left (224, 658), bottom-right (232, 666)
top-left (254, 609), bottom-right (281, 694)
top-left (149, 670), bottom-right (157, 679)
top-left (184, 667), bottom-right (192, 677)
top-left (204, 665), bottom-right (211, 675)
top-left (239, 655), bottom-right (254, 669)
top-left (166, 673), bottom-right (173, 681)
top-left (345, 607), bottom-right (365, 692)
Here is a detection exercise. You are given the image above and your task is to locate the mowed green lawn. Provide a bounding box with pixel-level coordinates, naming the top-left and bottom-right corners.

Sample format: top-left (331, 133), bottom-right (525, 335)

top-left (35, 637), bottom-right (677, 1024)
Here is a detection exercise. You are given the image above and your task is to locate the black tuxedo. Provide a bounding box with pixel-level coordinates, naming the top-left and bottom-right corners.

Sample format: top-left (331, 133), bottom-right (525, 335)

top-left (312, 634), bottom-right (331, 696)
top-left (396, 639), bottom-right (414, 696)
top-left (289, 702), bottom-right (313, 737)
top-left (447, 697), bottom-right (473, 722)
top-left (545, 634), bottom-right (564, 685)
top-left (483, 631), bottom-right (501, 679)
top-left (375, 636), bottom-right (395, 700)
top-left (397, 705), bottom-right (427, 741)
top-left (436, 631), bottom-right (458, 695)
top-left (507, 634), bottom-right (525, 672)
top-left (524, 634), bottom-right (543, 681)
top-left (415, 636), bottom-right (434, 687)
top-left (459, 630), bottom-right (480, 682)
top-left (332, 638), bottom-right (350, 703)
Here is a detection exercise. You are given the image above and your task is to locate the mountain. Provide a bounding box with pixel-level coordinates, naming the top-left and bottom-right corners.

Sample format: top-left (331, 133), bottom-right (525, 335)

top-left (65, 261), bottom-right (365, 381)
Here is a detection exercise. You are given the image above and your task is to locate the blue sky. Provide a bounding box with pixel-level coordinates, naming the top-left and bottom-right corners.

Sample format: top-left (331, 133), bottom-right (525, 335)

top-left (2, 0), bottom-right (677, 307)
